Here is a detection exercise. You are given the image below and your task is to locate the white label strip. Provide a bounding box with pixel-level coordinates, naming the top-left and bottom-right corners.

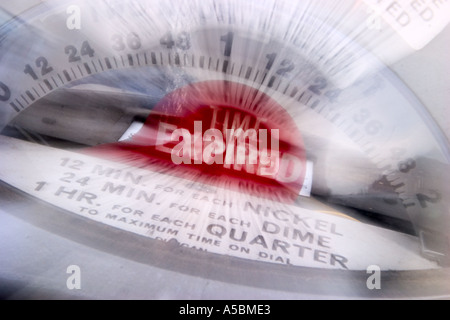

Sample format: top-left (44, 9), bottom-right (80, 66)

top-left (118, 121), bottom-right (145, 142)
top-left (0, 136), bottom-right (438, 270)
top-left (363, 0), bottom-right (450, 50)
top-left (299, 160), bottom-right (313, 197)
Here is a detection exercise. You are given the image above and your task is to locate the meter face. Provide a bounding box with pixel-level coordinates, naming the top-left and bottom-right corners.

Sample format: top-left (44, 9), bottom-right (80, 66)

top-left (0, 0), bottom-right (449, 299)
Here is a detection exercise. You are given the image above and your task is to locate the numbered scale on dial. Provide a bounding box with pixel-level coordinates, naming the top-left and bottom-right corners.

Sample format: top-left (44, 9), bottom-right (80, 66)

top-left (0, 0), bottom-right (449, 298)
